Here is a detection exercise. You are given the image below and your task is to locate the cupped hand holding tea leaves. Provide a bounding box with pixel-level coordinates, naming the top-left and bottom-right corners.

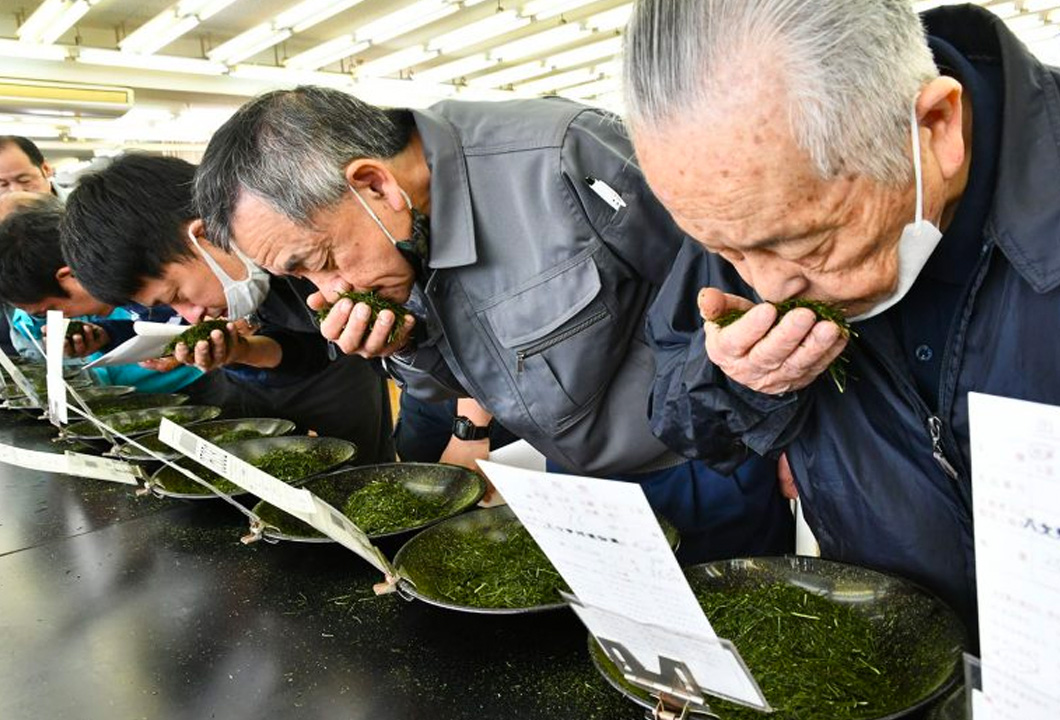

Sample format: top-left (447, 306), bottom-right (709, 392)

top-left (170, 319), bottom-right (250, 373)
top-left (699, 287), bottom-right (850, 395)
top-left (48, 321), bottom-right (108, 358)
top-left (308, 284), bottom-right (415, 359)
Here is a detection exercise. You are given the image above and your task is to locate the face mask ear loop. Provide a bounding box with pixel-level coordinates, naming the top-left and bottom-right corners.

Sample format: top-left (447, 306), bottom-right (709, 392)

top-left (911, 102), bottom-right (924, 225)
top-left (349, 185), bottom-right (401, 247)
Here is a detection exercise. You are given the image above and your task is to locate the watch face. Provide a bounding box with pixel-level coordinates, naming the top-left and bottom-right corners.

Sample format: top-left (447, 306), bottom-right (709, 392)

top-left (453, 416), bottom-right (489, 441)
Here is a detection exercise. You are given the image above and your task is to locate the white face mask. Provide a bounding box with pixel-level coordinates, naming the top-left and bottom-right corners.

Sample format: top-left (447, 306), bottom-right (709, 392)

top-left (188, 230), bottom-right (271, 319)
top-left (848, 102), bottom-right (944, 322)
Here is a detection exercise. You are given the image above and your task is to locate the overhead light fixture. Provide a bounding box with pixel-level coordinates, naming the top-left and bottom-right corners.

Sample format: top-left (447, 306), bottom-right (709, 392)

top-left (285, 35), bottom-right (369, 70)
top-left (468, 60), bottom-right (548, 88)
top-left (520, 0), bottom-right (600, 20)
top-left (546, 35), bottom-right (622, 69)
top-left (18, 0), bottom-right (101, 45)
top-left (119, 0), bottom-right (240, 55)
top-left (275, 0), bottom-right (366, 34)
top-left (356, 46), bottom-right (439, 78)
top-left (414, 54), bottom-right (498, 83)
top-left (560, 76), bottom-right (620, 100)
top-left (208, 24), bottom-right (292, 64)
top-left (78, 48), bottom-right (228, 75)
top-left (515, 66), bottom-right (602, 95)
top-left (355, 0), bottom-right (459, 45)
top-left (427, 10), bottom-right (531, 54)
top-left (585, 4), bottom-right (634, 32)
top-left (16, 0), bottom-right (67, 43)
top-left (0, 38), bottom-right (69, 62)
top-left (120, 12), bottom-right (200, 55)
top-left (489, 23), bottom-right (590, 63)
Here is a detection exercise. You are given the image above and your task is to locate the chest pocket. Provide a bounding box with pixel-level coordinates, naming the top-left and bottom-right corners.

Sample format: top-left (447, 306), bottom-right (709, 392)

top-left (482, 254), bottom-right (619, 434)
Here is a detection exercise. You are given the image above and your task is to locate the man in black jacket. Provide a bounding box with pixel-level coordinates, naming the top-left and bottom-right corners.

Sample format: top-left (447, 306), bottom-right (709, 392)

top-left (60, 155), bottom-right (393, 461)
top-left (625, 0), bottom-right (1060, 634)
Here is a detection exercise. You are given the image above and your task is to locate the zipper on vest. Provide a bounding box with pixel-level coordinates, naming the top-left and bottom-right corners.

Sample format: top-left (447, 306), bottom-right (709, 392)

top-left (516, 310), bottom-right (609, 373)
top-left (928, 415), bottom-right (960, 481)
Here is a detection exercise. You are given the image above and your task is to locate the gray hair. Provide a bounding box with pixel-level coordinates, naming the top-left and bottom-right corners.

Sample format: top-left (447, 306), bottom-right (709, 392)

top-left (194, 86), bottom-right (415, 249)
top-left (623, 0), bottom-right (939, 183)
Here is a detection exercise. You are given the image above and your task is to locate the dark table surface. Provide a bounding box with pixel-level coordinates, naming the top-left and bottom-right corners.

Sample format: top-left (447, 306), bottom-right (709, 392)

top-left (0, 410), bottom-right (952, 720)
top-left (0, 411), bottom-right (641, 720)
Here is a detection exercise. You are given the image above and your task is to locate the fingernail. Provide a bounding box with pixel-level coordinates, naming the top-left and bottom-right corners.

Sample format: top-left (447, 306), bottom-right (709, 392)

top-left (377, 312), bottom-right (393, 327)
top-left (790, 309), bottom-right (816, 331)
top-left (813, 322), bottom-right (839, 342)
top-left (337, 298), bottom-right (353, 313)
top-left (354, 304), bottom-right (371, 321)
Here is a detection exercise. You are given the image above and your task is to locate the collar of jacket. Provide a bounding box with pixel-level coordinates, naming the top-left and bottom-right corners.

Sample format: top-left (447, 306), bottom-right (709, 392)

top-left (924, 4), bottom-right (1060, 294)
top-left (408, 107), bottom-right (478, 271)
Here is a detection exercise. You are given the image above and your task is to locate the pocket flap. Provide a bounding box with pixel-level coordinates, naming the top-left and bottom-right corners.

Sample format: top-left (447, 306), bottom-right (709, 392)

top-left (484, 256), bottom-right (602, 348)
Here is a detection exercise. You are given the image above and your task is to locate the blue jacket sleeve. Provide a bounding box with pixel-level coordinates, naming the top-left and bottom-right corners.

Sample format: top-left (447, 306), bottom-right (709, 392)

top-left (646, 239), bottom-right (811, 473)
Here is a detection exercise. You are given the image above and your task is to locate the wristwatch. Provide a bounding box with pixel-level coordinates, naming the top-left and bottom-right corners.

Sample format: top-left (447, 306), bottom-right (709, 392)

top-left (452, 415), bottom-right (492, 441)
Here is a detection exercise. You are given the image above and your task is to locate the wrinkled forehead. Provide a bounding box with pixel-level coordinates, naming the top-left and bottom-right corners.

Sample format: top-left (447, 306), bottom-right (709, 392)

top-left (634, 114), bottom-right (839, 242)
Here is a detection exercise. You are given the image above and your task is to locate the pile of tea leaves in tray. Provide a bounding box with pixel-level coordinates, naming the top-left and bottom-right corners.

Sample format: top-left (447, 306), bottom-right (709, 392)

top-left (687, 583), bottom-right (911, 720)
top-left (714, 299), bottom-right (854, 392)
top-left (342, 479), bottom-right (449, 535)
top-left (159, 446), bottom-right (337, 495)
top-left (316, 291), bottom-right (409, 344)
top-left (132, 427), bottom-right (268, 456)
top-left (419, 520), bottom-right (566, 608)
top-left (110, 415), bottom-right (171, 435)
top-left (163, 319), bottom-right (231, 356)
top-left (90, 395), bottom-right (183, 415)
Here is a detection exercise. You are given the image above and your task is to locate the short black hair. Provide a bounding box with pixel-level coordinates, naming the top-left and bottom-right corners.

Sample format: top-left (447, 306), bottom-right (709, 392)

top-left (61, 154), bottom-right (197, 306)
top-left (0, 194), bottom-right (67, 305)
top-left (0, 136), bottom-right (46, 168)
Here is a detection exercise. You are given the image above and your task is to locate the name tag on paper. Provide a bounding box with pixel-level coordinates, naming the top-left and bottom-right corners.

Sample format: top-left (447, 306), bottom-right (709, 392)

top-left (159, 419), bottom-right (394, 576)
top-left (0, 441), bottom-right (140, 484)
top-left (478, 460), bottom-right (769, 712)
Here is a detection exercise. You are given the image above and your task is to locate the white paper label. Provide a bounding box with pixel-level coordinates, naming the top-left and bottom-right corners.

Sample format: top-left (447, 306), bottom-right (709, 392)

top-left (158, 419), bottom-right (394, 575)
top-left (83, 321), bottom-right (184, 368)
top-left (572, 600), bottom-right (768, 710)
top-left (65, 452), bottom-right (141, 485)
top-left (45, 311), bottom-right (68, 425)
top-left (478, 460), bottom-right (767, 709)
top-left (0, 350), bottom-right (39, 405)
top-left (159, 418), bottom-right (314, 513)
top-left (969, 393), bottom-right (1060, 720)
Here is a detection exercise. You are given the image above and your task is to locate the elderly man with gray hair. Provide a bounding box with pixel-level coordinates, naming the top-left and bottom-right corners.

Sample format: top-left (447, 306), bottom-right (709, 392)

top-left (626, 0), bottom-right (1060, 633)
top-left (192, 86), bottom-right (797, 564)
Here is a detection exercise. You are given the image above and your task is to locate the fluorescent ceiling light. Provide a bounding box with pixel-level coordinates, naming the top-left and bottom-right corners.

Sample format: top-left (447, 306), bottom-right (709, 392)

top-left (520, 0), bottom-right (600, 20)
top-left (356, 46), bottom-right (439, 78)
top-left (276, 0), bottom-right (366, 34)
top-left (120, 12), bottom-right (199, 55)
top-left (208, 24), bottom-right (291, 64)
top-left (560, 76), bottom-right (620, 99)
top-left (489, 23), bottom-right (589, 62)
top-left (41, 0), bottom-right (97, 44)
top-left (468, 60), bottom-right (548, 88)
top-left (585, 4), bottom-right (633, 32)
top-left (17, 0), bottom-right (67, 43)
top-left (355, 0), bottom-right (459, 45)
top-left (285, 35), bottom-right (369, 70)
top-left (414, 54), bottom-right (497, 83)
top-left (177, 0), bottom-right (240, 20)
top-left (0, 38), bottom-right (69, 61)
top-left (546, 36), bottom-right (622, 69)
top-left (78, 48), bottom-right (228, 75)
top-left (516, 66), bottom-right (601, 95)
top-left (427, 11), bottom-right (531, 53)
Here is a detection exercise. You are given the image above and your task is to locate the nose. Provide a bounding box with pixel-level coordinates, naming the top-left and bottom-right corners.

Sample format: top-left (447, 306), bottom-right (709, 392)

top-left (172, 303), bottom-right (206, 324)
top-left (302, 270), bottom-right (345, 294)
top-left (737, 253), bottom-right (809, 303)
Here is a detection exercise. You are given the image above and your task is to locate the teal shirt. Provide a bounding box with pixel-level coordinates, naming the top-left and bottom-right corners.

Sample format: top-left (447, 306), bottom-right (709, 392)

top-left (10, 307), bottom-right (203, 394)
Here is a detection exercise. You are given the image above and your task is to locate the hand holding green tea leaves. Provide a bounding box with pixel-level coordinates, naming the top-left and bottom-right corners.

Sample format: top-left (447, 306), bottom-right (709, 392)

top-left (308, 286), bottom-right (415, 359)
top-left (164, 319), bottom-right (241, 371)
top-left (63, 321), bottom-right (108, 358)
top-left (700, 288), bottom-right (852, 394)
